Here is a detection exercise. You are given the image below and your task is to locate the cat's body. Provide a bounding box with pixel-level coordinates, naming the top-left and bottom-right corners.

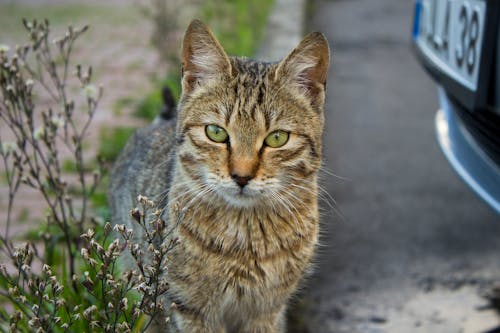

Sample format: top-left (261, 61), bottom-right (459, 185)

top-left (109, 20), bottom-right (329, 333)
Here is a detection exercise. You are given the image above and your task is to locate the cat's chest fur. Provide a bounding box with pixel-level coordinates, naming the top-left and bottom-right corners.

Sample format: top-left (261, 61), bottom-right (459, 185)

top-left (166, 196), bottom-right (318, 325)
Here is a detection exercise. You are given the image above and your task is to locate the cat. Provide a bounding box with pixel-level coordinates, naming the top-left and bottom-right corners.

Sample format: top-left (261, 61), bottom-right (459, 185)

top-left (109, 19), bottom-right (330, 333)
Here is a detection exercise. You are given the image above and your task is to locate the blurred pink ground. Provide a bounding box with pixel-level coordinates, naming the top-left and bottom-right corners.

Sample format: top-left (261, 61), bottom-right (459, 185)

top-left (0, 0), bottom-right (167, 239)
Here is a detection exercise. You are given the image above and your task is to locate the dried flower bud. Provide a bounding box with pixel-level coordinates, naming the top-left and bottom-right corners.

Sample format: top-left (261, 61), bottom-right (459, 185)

top-left (33, 126), bottom-right (45, 140)
top-left (119, 297), bottom-right (128, 311)
top-left (28, 317), bottom-right (40, 328)
top-left (104, 222), bottom-right (111, 236)
top-left (81, 248), bottom-right (89, 260)
top-left (1, 141), bottom-right (17, 155)
top-left (132, 307), bottom-right (142, 319)
top-left (51, 115), bottom-right (64, 128)
top-left (123, 269), bottom-right (134, 283)
top-left (42, 264), bottom-right (52, 275)
top-left (54, 285), bottom-right (64, 294)
top-left (82, 84), bottom-right (98, 99)
top-left (107, 302), bottom-right (114, 311)
top-left (55, 298), bottom-right (65, 307)
top-left (137, 195), bottom-right (147, 204)
top-left (117, 322), bottom-right (130, 331)
top-left (130, 208), bottom-right (141, 223)
top-left (90, 239), bottom-right (104, 255)
top-left (156, 218), bottom-right (166, 232)
top-left (0, 44), bottom-right (10, 53)
top-left (146, 265), bottom-right (156, 276)
top-left (82, 271), bottom-right (94, 291)
top-left (113, 224), bottom-right (126, 234)
top-left (12, 310), bottom-right (23, 322)
top-left (8, 287), bottom-right (19, 297)
top-left (25, 78), bottom-right (34, 88)
top-left (83, 305), bottom-right (97, 320)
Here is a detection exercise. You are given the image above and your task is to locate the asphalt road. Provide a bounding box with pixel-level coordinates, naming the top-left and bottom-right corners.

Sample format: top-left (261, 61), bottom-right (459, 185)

top-left (291, 1), bottom-right (500, 332)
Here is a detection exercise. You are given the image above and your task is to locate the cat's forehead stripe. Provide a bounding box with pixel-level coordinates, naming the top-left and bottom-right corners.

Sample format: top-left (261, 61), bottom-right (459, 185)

top-left (231, 57), bottom-right (272, 76)
top-left (227, 57), bottom-right (274, 130)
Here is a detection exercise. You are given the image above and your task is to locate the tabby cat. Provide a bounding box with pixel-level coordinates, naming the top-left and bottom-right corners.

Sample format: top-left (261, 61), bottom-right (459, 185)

top-left (109, 19), bottom-right (330, 333)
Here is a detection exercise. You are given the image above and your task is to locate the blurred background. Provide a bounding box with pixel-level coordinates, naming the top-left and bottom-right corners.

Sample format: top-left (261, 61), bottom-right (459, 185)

top-left (0, 0), bottom-right (499, 332)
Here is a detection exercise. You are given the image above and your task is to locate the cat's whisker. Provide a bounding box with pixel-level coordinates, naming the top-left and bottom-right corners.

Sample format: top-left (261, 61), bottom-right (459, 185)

top-left (268, 188), bottom-right (302, 222)
top-left (287, 179), bottom-right (344, 219)
top-left (152, 178), bottom-right (204, 207)
top-left (266, 189), bottom-right (290, 216)
top-left (288, 182), bottom-right (332, 208)
top-left (293, 178), bottom-right (334, 200)
top-left (167, 186), bottom-right (200, 203)
top-left (319, 165), bottom-right (350, 181)
top-left (154, 183), bottom-right (209, 219)
top-left (169, 184), bottom-right (210, 207)
top-left (278, 188), bottom-right (314, 219)
top-left (262, 190), bottom-right (280, 215)
top-left (181, 186), bottom-right (214, 214)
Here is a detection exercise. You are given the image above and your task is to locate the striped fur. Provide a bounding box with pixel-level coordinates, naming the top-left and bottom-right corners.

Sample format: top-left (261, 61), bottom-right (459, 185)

top-left (109, 20), bottom-right (329, 333)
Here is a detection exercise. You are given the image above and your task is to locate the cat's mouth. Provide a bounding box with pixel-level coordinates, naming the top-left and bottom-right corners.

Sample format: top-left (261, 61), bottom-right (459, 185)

top-left (219, 186), bottom-right (261, 208)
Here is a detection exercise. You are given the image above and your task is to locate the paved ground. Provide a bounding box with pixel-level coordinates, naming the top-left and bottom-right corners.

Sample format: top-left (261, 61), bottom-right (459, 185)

top-left (290, 0), bottom-right (500, 332)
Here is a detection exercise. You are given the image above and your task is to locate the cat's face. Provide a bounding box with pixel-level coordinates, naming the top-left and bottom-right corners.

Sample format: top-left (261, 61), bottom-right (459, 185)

top-left (175, 20), bottom-right (329, 208)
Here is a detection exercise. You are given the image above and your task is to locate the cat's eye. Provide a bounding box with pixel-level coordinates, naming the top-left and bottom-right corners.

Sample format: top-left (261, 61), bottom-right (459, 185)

top-left (264, 130), bottom-right (289, 148)
top-left (205, 124), bottom-right (229, 143)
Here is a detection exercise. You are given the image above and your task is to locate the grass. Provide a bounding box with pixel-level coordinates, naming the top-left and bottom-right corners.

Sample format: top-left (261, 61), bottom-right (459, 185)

top-left (201, 0), bottom-right (275, 57)
top-left (133, 72), bottom-right (182, 120)
top-left (98, 126), bottom-right (136, 162)
top-left (62, 158), bottom-right (99, 173)
top-left (112, 97), bottom-right (136, 116)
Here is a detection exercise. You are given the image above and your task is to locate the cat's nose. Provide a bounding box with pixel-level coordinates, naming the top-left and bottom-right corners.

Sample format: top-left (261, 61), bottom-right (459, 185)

top-left (231, 174), bottom-right (252, 188)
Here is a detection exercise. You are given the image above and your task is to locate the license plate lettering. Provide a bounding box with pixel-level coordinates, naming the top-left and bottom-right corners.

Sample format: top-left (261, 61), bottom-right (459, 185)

top-left (416, 0), bottom-right (486, 91)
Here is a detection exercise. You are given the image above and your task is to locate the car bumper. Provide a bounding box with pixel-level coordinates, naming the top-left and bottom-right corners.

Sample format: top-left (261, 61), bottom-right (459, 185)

top-left (435, 86), bottom-right (500, 214)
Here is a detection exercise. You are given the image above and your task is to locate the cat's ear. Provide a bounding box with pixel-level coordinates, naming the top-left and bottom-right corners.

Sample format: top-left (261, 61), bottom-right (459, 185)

top-left (275, 32), bottom-right (330, 110)
top-left (181, 20), bottom-right (231, 94)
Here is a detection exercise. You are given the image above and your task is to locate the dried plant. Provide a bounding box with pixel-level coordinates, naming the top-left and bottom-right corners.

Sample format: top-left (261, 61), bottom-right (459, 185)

top-left (0, 20), bottom-right (175, 332)
top-left (0, 19), bottom-right (101, 279)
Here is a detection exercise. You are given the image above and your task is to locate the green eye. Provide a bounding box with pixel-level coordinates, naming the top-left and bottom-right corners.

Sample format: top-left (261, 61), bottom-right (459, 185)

top-left (205, 124), bottom-right (229, 143)
top-left (264, 130), bottom-right (289, 148)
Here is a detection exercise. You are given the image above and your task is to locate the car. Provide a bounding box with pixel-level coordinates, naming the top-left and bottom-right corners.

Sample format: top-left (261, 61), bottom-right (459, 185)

top-left (412, 0), bottom-right (500, 214)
